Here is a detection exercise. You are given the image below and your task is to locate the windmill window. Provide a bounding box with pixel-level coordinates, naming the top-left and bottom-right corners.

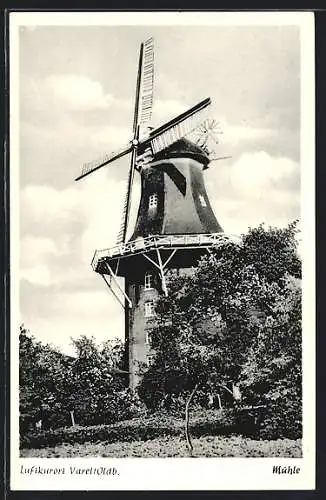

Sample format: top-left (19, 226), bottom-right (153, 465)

top-left (145, 330), bottom-right (151, 345)
top-left (199, 194), bottom-right (207, 207)
top-left (144, 272), bottom-right (154, 290)
top-left (145, 300), bottom-right (155, 318)
top-left (147, 353), bottom-right (155, 367)
top-left (149, 193), bottom-right (158, 208)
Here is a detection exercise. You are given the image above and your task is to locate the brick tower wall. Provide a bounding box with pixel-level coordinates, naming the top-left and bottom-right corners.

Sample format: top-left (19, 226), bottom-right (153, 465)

top-left (125, 265), bottom-right (196, 390)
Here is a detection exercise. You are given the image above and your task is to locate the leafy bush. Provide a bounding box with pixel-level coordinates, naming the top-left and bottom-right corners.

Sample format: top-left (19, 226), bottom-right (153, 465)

top-left (22, 404), bottom-right (300, 451)
top-left (21, 409), bottom-right (240, 449)
top-left (259, 397), bottom-right (302, 440)
top-left (234, 406), bottom-right (267, 438)
top-left (70, 389), bottom-right (147, 427)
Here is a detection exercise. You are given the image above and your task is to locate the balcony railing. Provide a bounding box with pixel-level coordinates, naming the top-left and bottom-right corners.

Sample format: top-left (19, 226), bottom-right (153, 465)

top-left (91, 233), bottom-right (241, 271)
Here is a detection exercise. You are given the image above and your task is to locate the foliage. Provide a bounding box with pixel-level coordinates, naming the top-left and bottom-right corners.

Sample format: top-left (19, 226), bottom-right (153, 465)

top-left (21, 435), bottom-right (302, 459)
top-left (138, 222), bottom-right (302, 439)
top-left (241, 274), bottom-right (302, 439)
top-left (19, 325), bottom-right (71, 430)
top-left (19, 328), bottom-right (143, 431)
top-left (60, 336), bottom-right (125, 426)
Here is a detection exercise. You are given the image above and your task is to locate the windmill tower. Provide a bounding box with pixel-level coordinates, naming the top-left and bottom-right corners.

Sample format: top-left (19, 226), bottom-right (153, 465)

top-left (76, 38), bottom-right (235, 389)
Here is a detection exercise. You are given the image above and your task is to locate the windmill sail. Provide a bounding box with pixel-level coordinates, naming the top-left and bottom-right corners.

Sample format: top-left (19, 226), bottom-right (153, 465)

top-left (147, 97), bottom-right (211, 154)
top-left (116, 176), bottom-right (133, 245)
top-left (76, 144), bottom-right (132, 181)
top-left (76, 38), bottom-right (154, 183)
top-left (139, 37), bottom-right (154, 129)
top-left (120, 39), bottom-right (152, 244)
top-left (119, 142), bottom-right (139, 244)
top-left (120, 38), bottom-right (155, 243)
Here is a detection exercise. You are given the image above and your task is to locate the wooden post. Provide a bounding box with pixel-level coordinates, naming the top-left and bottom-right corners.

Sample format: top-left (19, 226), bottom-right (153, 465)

top-left (70, 410), bottom-right (75, 427)
top-left (185, 384), bottom-right (198, 457)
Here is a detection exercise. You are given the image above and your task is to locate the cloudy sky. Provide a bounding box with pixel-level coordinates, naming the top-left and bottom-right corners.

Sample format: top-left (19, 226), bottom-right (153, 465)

top-left (16, 15), bottom-right (302, 354)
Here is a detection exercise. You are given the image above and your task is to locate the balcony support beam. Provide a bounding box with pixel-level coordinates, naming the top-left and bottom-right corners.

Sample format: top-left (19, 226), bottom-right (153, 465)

top-left (104, 261), bottom-right (132, 308)
top-left (101, 274), bottom-right (125, 309)
top-left (143, 249), bottom-right (177, 296)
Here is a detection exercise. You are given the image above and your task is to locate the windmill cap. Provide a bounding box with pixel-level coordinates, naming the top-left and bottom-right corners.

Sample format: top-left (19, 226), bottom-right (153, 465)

top-left (153, 138), bottom-right (210, 167)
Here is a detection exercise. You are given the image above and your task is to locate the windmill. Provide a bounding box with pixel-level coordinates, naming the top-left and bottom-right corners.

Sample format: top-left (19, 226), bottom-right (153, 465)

top-left (76, 37), bottom-right (236, 388)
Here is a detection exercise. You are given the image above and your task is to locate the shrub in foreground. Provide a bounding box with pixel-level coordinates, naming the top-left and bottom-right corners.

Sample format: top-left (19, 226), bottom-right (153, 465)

top-left (21, 409), bottom-right (238, 449)
top-left (259, 397), bottom-right (302, 440)
top-left (21, 404), bottom-right (298, 451)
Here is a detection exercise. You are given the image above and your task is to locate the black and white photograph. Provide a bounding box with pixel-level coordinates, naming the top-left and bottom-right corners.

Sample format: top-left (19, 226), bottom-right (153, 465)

top-left (10, 11), bottom-right (315, 491)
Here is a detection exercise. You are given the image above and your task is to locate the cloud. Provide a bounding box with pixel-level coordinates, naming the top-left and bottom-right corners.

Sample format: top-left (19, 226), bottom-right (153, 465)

top-left (205, 151), bottom-right (300, 235)
top-left (44, 74), bottom-right (115, 111)
top-left (213, 196), bottom-right (299, 235)
top-left (20, 170), bottom-right (133, 274)
top-left (20, 235), bottom-right (58, 265)
top-left (153, 99), bottom-right (189, 125)
top-left (20, 236), bottom-right (59, 287)
top-left (21, 264), bottom-right (52, 287)
top-left (90, 125), bottom-right (131, 151)
top-left (21, 184), bottom-right (80, 222)
top-left (20, 282), bottom-right (124, 354)
top-left (223, 122), bottom-right (273, 145)
top-left (230, 151), bottom-right (298, 197)
top-left (59, 290), bottom-right (116, 314)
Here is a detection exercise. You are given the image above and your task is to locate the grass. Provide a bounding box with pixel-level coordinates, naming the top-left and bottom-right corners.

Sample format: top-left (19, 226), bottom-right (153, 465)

top-left (20, 435), bottom-right (302, 458)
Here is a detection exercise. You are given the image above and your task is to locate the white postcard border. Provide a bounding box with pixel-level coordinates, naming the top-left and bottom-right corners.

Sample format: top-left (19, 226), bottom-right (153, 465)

top-left (9, 10), bottom-right (315, 491)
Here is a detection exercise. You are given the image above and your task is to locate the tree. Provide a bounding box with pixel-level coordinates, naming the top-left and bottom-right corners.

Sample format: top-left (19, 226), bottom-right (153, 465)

top-left (19, 325), bottom-right (71, 430)
top-left (19, 328), bottom-right (142, 431)
top-left (241, 274), bottom-right (302, 438)
top-left (64, 336), bottom-right (127, 425)
top-left (138, 222), bottom-right (302, 446)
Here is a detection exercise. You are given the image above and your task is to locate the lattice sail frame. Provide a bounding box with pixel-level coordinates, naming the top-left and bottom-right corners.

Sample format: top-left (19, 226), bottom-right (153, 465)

top-left (117, 37), bottom-right (155, 245)
top-left (139, 37), bottom-right (154, 128)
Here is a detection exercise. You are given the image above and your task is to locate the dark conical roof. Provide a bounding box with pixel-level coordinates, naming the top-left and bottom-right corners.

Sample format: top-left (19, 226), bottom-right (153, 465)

top-left (153, 138), bottom-right (210, 167)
